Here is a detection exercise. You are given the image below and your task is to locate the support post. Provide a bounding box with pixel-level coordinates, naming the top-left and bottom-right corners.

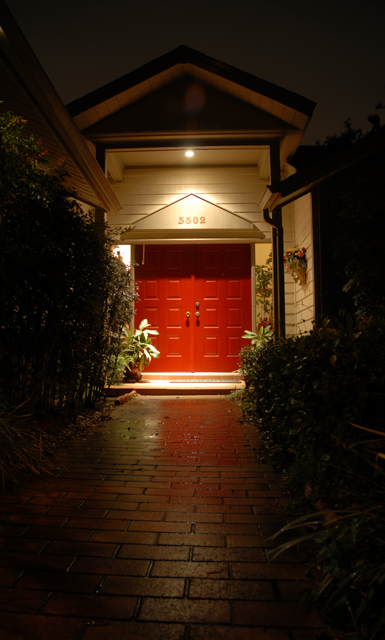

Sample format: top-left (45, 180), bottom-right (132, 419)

top-left (264, 139), bottom-right (285, 340)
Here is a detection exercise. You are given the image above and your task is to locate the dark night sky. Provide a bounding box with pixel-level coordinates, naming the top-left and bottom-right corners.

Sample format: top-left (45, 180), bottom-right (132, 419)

top-left (5, 0), bottom-right (385, 144)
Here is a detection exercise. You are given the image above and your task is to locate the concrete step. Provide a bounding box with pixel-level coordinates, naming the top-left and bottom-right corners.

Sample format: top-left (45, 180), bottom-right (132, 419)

top-left (105, 372), bottom-right (244, 396)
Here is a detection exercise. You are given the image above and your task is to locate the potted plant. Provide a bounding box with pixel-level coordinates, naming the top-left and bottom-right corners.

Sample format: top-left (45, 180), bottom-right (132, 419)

top-left (284, 246), bottom-right (307, 285)
top-left (241, 253), bottom-right (274, 354)
top-left (242, 324), bottom-right (274, 348)
top-left (119, 319), bottom-right (160, 382)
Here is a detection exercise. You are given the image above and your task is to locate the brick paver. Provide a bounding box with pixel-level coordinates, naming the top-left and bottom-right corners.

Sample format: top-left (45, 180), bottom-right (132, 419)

top-left (0, 395), bottom-right (337, 639)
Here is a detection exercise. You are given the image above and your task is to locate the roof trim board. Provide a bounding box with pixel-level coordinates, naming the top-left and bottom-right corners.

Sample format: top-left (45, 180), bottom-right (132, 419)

top-left (68, 46), bottom-right (316, 119)
top-left (81, 75), bottom-right (299, 140)
top-left (68, 46), bottom-right (316, 136)
top-left (120, 229), bottom-right (265, 243)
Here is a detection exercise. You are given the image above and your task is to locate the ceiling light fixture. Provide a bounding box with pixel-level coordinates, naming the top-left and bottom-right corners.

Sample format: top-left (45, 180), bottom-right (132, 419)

top-left (185, 150), bottom-right (194, 157)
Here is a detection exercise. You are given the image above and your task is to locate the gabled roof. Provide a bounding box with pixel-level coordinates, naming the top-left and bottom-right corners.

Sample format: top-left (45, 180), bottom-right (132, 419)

top-left (68, 45), bottom-right (316, 136)
top-left (81, 77), bottom-right (297, 140)
top-left (0, 0), bottom-right (120, 213)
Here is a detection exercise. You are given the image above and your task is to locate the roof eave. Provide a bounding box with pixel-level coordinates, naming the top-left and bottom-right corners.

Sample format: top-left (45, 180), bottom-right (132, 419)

top-left (262, 126), bottom-right (385, 210)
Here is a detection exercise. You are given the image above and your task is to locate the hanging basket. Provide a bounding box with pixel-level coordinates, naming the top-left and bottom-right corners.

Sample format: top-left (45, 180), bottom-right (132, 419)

top-left (284, 248), bottom-right (307, 286)
top-left (285, 265), bottom-right (307, 285)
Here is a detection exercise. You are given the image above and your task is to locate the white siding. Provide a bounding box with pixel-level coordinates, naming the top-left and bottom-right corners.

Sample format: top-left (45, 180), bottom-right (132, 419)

top-left (108, 166), bottom-right (272, 235)
top-left (283, 193), bottom-right (314, 336)
top-left (282, 204), bottom-right (296, 336)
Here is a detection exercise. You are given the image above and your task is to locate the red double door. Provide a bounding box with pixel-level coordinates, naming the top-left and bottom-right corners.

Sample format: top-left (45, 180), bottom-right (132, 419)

top-left (134, 244), bottom-right (251, 373)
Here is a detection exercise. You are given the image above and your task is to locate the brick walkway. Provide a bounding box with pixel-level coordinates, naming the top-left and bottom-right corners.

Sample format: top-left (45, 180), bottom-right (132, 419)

top-left (0, 396), bottom-right (335, 640)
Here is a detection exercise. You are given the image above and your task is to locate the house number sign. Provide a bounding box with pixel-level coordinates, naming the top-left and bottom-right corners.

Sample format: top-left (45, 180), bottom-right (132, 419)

top-left (178, 216), bottom-right (206, 224)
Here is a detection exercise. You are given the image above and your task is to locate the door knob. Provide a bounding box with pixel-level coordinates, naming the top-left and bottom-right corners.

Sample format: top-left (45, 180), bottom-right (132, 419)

top-left (186, 311), bottom-right (190, 317)
top-left (195, 311), bottom-right (200, 317)
top-left (195, 302), bottom-right (200, 307)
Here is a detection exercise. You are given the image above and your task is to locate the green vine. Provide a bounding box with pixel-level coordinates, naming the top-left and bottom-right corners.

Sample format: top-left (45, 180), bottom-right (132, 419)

top-left (255, 252), bottom-right (273, 327)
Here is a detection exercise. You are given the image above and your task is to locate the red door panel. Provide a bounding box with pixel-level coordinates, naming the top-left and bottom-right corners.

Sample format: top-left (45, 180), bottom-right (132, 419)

top-left (135, 245), bottom-right (193, 371)
top-left (194, 245), bottom-right (251, 371)
top-left (134, 244), bottom-right (251, 373)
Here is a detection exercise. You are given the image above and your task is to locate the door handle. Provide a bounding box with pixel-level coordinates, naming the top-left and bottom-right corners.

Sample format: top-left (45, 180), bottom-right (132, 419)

top-left (195, 311), bottom-right (200, 317)
top-left (196, 302), bottom-right (200, 307)
top-left (186, 311), bottom-right (190, 317)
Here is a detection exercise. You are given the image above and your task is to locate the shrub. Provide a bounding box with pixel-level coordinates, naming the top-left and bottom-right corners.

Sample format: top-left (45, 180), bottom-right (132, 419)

top-left (270, 425), bottom-right (385, 640)
top-left (0, 110), bottom-right (137, 414)
top-left (238, 315), bottom-right (385, 638)
top-left (239, 315), bottom-right (385, 506)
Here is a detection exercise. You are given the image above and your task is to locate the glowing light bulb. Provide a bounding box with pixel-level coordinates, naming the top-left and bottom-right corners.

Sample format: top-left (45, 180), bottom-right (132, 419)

top-left (185, 150), bottom-right (194, 157)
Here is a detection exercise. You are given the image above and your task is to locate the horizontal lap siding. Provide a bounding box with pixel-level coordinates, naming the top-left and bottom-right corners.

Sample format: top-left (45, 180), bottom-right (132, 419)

top-left (109, 167), bottom-right (271, 234)
top-left (283, 193), bottom-right (314, 336)
top-left (0, 62), bottom-right (101, 206)
top-left (293, 193), bottom-right (314, 335)
top-left (282, 204), bottom-right (296, 336)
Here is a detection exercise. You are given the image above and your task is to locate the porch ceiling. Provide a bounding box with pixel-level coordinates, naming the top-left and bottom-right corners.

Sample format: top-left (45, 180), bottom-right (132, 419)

top-left (106, 145), bottom-right (270, 177)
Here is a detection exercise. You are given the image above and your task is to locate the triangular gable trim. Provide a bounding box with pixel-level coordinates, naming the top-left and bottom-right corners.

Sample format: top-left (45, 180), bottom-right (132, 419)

top-left (119, 193), bottom-right (264, 239)
top-left (130, 193), bottom-right (258, 229)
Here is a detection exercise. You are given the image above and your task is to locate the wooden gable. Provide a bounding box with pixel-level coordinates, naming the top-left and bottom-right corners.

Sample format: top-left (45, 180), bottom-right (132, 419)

top-left (69, 46), bottom-right (316, 141)
top-left (82, 77), bottom-right (296, 138)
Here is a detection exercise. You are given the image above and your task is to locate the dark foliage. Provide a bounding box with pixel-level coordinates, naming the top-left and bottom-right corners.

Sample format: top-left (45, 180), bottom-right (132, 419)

top-left (317, 100), bottom-right (384, 149)
top-left (240, 315), bottom-right (385, 504)
top-left (333, 186), bottom-right (385, 320)
top-left (237, 315), bottom-right (385, 638)
top-left (0, 111), bottom-right (137, 415)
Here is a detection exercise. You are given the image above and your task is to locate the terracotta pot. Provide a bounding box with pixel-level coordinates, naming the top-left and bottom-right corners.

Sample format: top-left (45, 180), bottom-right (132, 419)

top-left (123, 364), bottom-right (142, 382)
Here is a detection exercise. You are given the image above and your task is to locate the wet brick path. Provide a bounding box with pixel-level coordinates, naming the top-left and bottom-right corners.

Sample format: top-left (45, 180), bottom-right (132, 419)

top-left (0, 396), bottom-right (335, 640)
